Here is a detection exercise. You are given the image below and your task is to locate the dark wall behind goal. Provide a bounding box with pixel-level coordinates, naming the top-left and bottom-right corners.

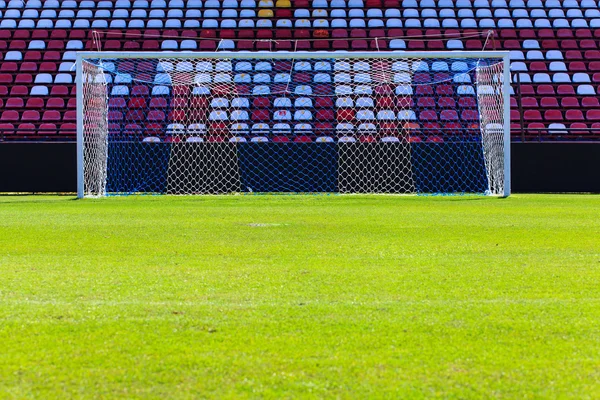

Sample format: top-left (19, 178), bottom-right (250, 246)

top-left (0, 143), bottom-right (599, 194)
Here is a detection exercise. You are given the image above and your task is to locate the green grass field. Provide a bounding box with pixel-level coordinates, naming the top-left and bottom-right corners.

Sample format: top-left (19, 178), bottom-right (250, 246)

top-left (0, 194), bottom-right (599, 398)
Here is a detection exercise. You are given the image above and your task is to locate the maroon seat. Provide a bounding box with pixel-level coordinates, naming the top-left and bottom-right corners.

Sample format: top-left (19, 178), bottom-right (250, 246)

top-left (557, 85), bottom-right (575, 95)
top-left (0, 62), bottom-right (17, 72)
top-left (544, 110), bottom-right (563, 120)
top-left (527, 122), bottom-right (547, 134)
top-left (275, 40), bottom-right (292, 50)
top-left (1, 111), bottom-right (20, 121)
top-left (585, 50), bottom-right (600, 60)
top-left (47, 40), bottom-right (65, 50)
top-left (50, 30), bottom-right (67, 39)
top-left (149, 98), bottom-right (168, 109)
top-left (59, 123), bottom-right (77, 136)
top-left (39, 123), bottom-right (58, 135)
top-left (251, 110), bottom-right (270, 122)
top-left (104, 40), bottom-right (122, 50)
top-left (142, 40), bottom-right (160, 50)
top-left (26, 98), bottom-right (45, 109)
top-left (252, 98), bottom-right (270, 108)
top-left (565, 110), bottom-right (584, 120)
top-left (9, 40), bottom-right (26, 50)
top-left (199, 40), bottom-right (217, 51)
top-left (589, 62), bottom-right (600, 71)
top-left (126, 110), bottom-right (146, 121)
top-left (316, 110), bottom-right (334, 121)
top-left (108, 111), bottom-right (124, 122)
top-left (107, 98), bottom-right (126, 110)
top-left (461, 110), bottom-right (478, 121)
top-left (417, 97), bottom-right (436, 108)
top-left (10, 86), bottom-right (28, 96)
top-left (569, 61), bottom-right (587, 72)
top-left (529, 61), bottom-right (547, 72)
top-left (64, 111), bottom-right (76, 121)
top-left (523, 110), bottom-right (543, 121)
top-left (50, 86), bottom-right (69, 96)
top-left (15, 74), bottom-right (33, 84)
top-left (0, 123), bottom-right (15, 135)
top-left (315, 97), bottom-right (333, 108)
top-left (128, 98), bottom-right (147, 109)
top-left (314, 40), bottom-right (330, 50)
top-left (540, 98), bottom-right (559, 108)
top-left (17, 123), bottom-right (36, 135)
top-left (459, 97), bottom-right (477, 108)
top-left (521, 97), bottom-right (539, 108)
top-left (147, 110), bottom-right (165, 121)
top-left (561, 97), bottom-right (580, 108)
top-left (421, 110), bottom-right (439, 121)
top-left (332, 29), bottom-right (348, 38)
top-left (39, 62), bottom-right (57, 72)
top-left (123, 123), bottom-right (142, 136)
top-left (22, 110), bottom-right (41, 121)
top-left (537, 85), bottom-right (555, 95)
top-left (337, 109), bottom-right (356, 122)
top-left (0, 73), bottom-right (12, 83)
top-left (42, 111), bottom-right (61, 121)
top-left (582, 97), bottom-right (600, 108)
top-left (565, 50), bottom-right (583, 60)
top-left (43, 51), bottom-right (61, 61)
top-left (294, 136), bottom-right (312, 143)
top-left (438, 97), bottom-right (456, 108)
top-left (586, 110), bottom-right (600, 121)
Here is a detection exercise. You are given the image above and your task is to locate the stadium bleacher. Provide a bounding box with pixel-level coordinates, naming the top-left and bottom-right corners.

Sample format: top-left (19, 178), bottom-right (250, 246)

top-left (0, 0), bottom-right (599, 141)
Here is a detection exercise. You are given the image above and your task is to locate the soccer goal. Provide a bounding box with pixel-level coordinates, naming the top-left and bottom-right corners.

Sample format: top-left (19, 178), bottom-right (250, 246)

top-left (76, 51), bottom-right (510, 198)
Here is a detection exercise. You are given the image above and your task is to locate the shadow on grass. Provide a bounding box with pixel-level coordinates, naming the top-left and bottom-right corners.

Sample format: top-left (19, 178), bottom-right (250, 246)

top-left (0, 193), bottom-right (78, 205)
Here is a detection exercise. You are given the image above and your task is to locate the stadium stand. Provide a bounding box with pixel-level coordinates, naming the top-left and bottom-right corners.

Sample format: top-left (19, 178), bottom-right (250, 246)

top-left (0, 0), bottom-right (599, 141)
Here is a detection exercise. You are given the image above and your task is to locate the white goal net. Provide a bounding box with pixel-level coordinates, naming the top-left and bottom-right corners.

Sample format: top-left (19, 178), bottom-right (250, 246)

top-left (77, 51), bottom-right (510, 197)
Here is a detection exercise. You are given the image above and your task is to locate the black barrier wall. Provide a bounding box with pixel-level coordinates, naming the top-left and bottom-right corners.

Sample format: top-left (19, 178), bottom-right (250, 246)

top-left (0, 143), bottom-right (599, 193)
top-left (0, 143), bottom-right (76, 193)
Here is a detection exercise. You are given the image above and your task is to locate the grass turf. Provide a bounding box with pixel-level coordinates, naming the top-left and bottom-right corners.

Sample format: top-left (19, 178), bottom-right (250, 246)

top-left (0, 194), bottom-right (599, 398)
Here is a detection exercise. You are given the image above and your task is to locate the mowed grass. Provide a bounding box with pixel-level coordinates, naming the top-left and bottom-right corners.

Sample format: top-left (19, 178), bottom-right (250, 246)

top-left (0, 194), bottom-right (599, 399)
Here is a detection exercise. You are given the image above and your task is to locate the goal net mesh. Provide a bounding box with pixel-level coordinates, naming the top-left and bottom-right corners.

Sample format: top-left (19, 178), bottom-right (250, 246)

top-left (80, 54), bottom-right (507, 196)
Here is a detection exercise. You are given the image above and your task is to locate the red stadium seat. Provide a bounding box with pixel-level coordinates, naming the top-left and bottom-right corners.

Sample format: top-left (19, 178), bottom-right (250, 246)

top-left (586, 110), bottom-right (600, 121)
top-left (22, 111), bottom-right (41, 121)
top-left (251, 110), bottom-right (270, 122)
top-left (333, 38), bottom-right (350, 50)
top-left (50, 86), bottom-right (69, 96)
top-left (315, 98), bottom-right (333, 108)
top-left (523, 110), bottom-right (542, 121)
top-left (421, 110), bottom-right (439, 121)
top-left (544, 110), bottom-right (563, 121)
top-left (540, 98), bottom-right (559, 108)
top-left (1, 111), bottom-right (19, 121)
top-left (42, 111), bottom-right (61, 121)
top-left (582, 98), bottom-right (600, 108)
top-left (26, 98), bottom-right (45, 109)
top-left (565, 110), bottom-right (584, 120)
top-left (561, 98), bottom-right (580, 108)
top-left (316, 110), bottom-right (334, 121)
top-left (0, 62), bottom-right (17, 72)
top-left (39, 123), bottom-right (57, 135)
top-left (521, 97), bottom-right (539, 108)
top-left (59, 123), bottom-right (77, 136)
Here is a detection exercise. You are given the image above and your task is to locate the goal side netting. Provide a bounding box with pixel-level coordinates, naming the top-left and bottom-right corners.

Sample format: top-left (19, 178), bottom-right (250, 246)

top-left (77, 52), bottom-right (509, 197)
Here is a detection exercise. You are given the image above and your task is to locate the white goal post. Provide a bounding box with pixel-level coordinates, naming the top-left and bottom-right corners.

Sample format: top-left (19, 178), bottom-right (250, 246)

top-left (76, 51), bottom-right (511, 198)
